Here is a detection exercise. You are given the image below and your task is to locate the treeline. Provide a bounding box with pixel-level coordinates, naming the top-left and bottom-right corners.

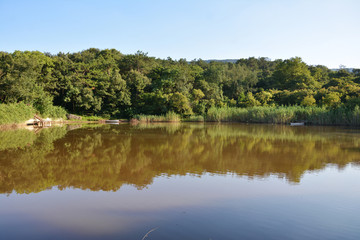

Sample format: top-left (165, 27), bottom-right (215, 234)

top-left (1, 48), bottom-right (360, 119)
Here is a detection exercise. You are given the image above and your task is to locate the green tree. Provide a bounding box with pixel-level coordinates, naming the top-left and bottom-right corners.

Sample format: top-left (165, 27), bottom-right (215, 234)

top-left (170, 92), bottom-right (193, 116)
top-left (255, 90), bottom-right (273, 106)
top-left (322, 92), bottom-right (341, 107)
top-left (271, 57), bottom-right (319, 90)
top-left (301, 95), bottom-right (316, 106)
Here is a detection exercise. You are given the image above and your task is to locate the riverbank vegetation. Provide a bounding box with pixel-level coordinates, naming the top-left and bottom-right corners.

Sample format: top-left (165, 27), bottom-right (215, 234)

top-left (134, 111), bottom-right (180, 122)
top-left (1, 49), bottom-right (359, 125)
top-left (0, 102), bottom-right (66, 124)
top-left (205, 105), bottom-right (360, 125)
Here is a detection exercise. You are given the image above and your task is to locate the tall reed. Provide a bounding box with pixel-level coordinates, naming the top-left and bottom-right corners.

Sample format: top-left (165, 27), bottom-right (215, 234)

top-left (134, 111), bottom-right (181, 122)
top-left (206, 106), bottom-right (360, 126)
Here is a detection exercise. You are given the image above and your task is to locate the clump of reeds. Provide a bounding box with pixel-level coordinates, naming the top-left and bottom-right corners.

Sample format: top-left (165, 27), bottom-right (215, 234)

top-left (134, 111), bottom-right (181, 122)
top-left (205, 105), bottom-right (360, 126)
top-left (81, 115), bottom-right (106, 121)
top-left (182, 115), bottom-right (205, 122)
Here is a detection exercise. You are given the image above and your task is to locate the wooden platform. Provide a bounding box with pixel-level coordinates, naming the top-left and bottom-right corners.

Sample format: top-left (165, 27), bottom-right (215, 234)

top-left (33, 115), bottom-right (51, 127)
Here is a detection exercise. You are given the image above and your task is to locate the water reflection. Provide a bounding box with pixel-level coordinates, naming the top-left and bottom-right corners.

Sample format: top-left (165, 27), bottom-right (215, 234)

top-left (0, 123), bottom-right (359, 194)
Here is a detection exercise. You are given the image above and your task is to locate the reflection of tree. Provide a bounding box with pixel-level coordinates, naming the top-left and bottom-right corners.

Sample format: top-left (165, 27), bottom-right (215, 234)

top-left (0, 127), bottom-right (67, 194)
top-left (0, 124), bottom-right (359, 194)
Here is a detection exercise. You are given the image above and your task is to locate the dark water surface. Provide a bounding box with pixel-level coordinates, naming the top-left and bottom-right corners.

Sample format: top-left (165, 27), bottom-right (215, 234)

top-left (0, 123), bottom-right (360, 240)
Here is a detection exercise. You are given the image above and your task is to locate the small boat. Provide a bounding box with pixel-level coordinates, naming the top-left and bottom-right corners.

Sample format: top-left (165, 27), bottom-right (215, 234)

top-left (105, 120), bottom-right (120, 124)
top-left (290, 122), bottom-right (305, 126)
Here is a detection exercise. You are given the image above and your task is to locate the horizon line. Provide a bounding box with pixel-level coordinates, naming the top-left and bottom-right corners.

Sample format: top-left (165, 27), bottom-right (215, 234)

top-left (1, 48), bottom-right (358, 69)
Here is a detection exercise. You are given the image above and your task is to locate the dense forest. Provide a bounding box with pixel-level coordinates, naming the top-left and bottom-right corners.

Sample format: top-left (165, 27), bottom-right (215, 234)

top-left (0, 48), bottom-right (360, 120)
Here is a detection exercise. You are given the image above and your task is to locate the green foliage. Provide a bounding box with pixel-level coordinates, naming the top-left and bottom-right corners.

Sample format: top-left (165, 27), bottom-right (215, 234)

top-left (271, 57), bottom-right (319, 90)
top-left (322, 92), bottom-right (341, 107)
top-left (239, 92), bottom-right (261, 107)
top-left (169, 92), bottom-right (193, 115)
top-left (301, 95), bottom-right (316, 106)
top-left (254, 90), bottom-right (273, 105)
top-left (192, 89), bottom-right (205, 101)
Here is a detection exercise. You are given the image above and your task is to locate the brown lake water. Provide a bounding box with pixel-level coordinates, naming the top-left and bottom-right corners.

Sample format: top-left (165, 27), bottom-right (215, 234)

top-left (0, 123), bottom-right (360, 240)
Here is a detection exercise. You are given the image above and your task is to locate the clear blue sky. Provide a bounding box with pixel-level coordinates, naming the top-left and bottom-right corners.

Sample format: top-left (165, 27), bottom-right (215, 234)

top-left (1, 0), bottom-right (359, 68)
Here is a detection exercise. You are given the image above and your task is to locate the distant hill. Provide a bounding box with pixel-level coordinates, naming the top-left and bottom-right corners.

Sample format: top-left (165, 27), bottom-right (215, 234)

top-left (203, 62), bottom-right (358, 72)
top-left (330, 68), bottom-right (354, 72)
top-left (204, 59), bottom-right (239, 64)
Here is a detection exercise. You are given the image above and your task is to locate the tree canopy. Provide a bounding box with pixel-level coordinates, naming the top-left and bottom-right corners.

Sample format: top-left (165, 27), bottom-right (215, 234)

top-left (0, 49), bottom-right (359, 118)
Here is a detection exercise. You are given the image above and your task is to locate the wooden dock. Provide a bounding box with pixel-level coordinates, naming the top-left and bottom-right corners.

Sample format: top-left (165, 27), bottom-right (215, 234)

top-left (33, 115), bottom-right (51, 127)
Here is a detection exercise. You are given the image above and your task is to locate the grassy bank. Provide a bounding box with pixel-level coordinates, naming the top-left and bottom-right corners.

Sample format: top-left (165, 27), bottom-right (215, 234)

top-left (0, 103), bottom-right (67, 125)
top-left (2, 103), bottom-right (360, 127)
top-left (0, 103), bottom-right (34, 124)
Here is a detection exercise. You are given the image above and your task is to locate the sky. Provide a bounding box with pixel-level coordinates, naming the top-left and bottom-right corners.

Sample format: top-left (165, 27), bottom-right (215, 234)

top-left (0, 0), bottom-right (359, 68)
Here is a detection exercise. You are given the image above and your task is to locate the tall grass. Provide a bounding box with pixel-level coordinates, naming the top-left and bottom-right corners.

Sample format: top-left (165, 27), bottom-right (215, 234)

top-left (81, 115), bottom-right (106, 121)
top-left (131, 107), bottom-right (360, 126)
top-left (206, 106), bottom-right (360, 126)
top-left (182, 115), bottom-right (205, 122)
top-left (41, 105), bottom-right (67, 119)
top-left (0, 102), bottom-right (67, 125)
top-left (0, 103), bottom-right (35, 124)
top-left (134, 111), bottom-right (181, 122)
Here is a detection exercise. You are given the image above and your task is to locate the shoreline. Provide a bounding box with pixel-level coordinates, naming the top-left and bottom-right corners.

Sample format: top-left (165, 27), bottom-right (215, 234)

top-left (0, 120), bottom-right (101, 131)
top-left (0, 118), bottom-right (135, 131)
top-left (1, 119), bottom-right (359, 131)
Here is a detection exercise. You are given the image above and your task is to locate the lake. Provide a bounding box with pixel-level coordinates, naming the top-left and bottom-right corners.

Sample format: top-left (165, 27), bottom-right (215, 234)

top-left (0, 123), bottom-right (359, 240)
